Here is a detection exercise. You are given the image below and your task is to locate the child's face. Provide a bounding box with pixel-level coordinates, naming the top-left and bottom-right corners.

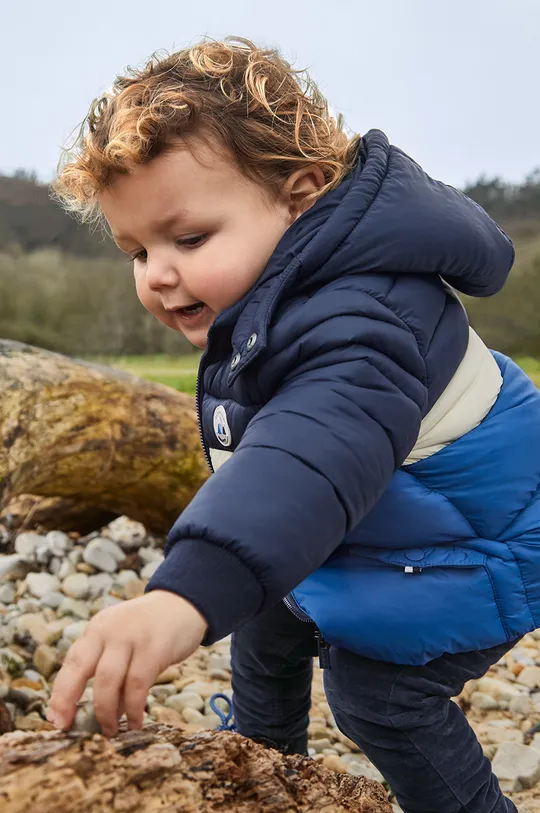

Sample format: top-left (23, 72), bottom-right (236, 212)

top-left (100, 140), bottom-right (297, 348)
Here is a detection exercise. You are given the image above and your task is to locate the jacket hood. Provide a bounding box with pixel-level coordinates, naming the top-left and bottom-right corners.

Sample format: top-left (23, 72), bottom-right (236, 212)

top-left (268, 129), bottom-right (515, 298)
top-left (216, 130), bottom-right (514, 381)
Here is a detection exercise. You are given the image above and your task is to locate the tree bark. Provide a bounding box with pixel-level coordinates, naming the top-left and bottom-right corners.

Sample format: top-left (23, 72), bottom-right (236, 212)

top-left (0, 725), bottom-right (392, 813)
top-left (0, 340), bottom-right (209, 534)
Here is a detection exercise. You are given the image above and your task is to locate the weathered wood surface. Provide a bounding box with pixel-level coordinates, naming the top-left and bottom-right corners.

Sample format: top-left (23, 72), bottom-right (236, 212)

top-left (0, 340), bottom-right (208, 534)
top-left (0, 724), bottom-right (392, 813)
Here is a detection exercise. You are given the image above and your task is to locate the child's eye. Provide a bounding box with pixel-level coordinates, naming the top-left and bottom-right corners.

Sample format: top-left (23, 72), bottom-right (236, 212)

top-left (128, 250), bottom-right (147, 264)
top-left (177, 234), bottom-right (208, 248)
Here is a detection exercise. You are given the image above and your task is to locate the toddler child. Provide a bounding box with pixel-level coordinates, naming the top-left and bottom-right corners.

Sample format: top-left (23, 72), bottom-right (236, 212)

top-left (48, 38), bottom-right (540, 813)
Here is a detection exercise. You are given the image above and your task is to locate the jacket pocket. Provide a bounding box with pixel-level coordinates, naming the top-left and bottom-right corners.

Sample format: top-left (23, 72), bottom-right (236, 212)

top-left (291, 545), bottom-right (510, 665)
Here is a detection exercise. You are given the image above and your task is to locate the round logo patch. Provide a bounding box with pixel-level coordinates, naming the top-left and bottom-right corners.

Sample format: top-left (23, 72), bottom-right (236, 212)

top-left (213, 405), bottom-right (232, 447)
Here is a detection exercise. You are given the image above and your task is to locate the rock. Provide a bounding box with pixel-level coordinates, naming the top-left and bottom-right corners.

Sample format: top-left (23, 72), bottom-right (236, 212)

top-left (509, 695), bottom-right (532, 716)
top-left (179, 681), bottom-right (221, 699)
top-left (15, 711), bottom-right (55, 731)
top-left (10, 678), bottom-right (43, 692)
top-left (123, 578), bottom-right (146, 600)
top-left (309, 738), bottom-right (333, 754)
top-left (39, 591), bottom-right (65, 610)
top-left (45, 531), bottom-right (73, 556)
top-left (309, 725), bottom-right (332, 740)
top-left (209, 668), bottom-right (231, 681)
top-left (101, 594), bottom-right (124, 609)
top-left (0, 698), bottom-right (14, 732)
top-left (83, 538), bottom-right (124, 573)
top-left (0, 667), bottom-right (12, 698)
top-left (58, 597), bottom-right (90, 619)
top-left (340, 754), bottom-right (385, 783)
top-left (517, 666), bottom-right (540, 689)
top-left (471, 721), bottom-right (522, 747)
top-left (138, 547), bottom-right (164, 565)
top-left (57, 560), bottom-right (76, 581)
top-left (181, 707), bottom-right (205, 724)
top-left (0, 584), bottom-right (15, 604)
top-left (0, 647), bottom-right (25, 675)
top-left (76, 563), bottom-right (96, 575)
top-left (208, 652), bottom-right (231, 671)
top-left (26, 573), bottom-right (61, 599)
top-left (476, 676), bottom-right (525, 702)
top-left (48, 557), bottom-right (62, 576)
top-left (17, 597), bottom-right (40, 613)
top-left (14, 533), bottom-right (43, 563)
top-left (198, 712), bottom-right (221, 730)
top-left (150, 684), bottom-right (177, 702)
top-left (470, 692), bottom-right (500, 711)
top-left (0, 625), bottom-right (15, 647)
top-left (492, 742), bottom-right (540, 791)
top-left (205, 696), bottom-right (230, 715)
top-left (155, 665), bottom-right (182, 684)
top-left (68, 548), bottom-right (84, 566)
top-left (23, 669), bottom-right (44, 684)
top-left (14, 613), bottom-right (51, 645)
top-left (165, 691), bottom-right (205, 713)
top-left (0, 555), bottom-right (26, 580)
top-left (61, 573), bottom-right (90, 600)
top-left (509, 647), bottom-right (537, 667)
top-left (62, 620), bottom-right (89, 641)
top-left (103, 516), bottom-right (147, 549)
top-left (33, 644), bottom-right (59, 678)
top-left (115, 570), bottom-right (139, 586)
top-left (35, 542), bottom-right (52, 565)
top-left (321, 754), bottom-right (347, 773)
top-left (151, 705), bottom-right (186, 727)
top-left (140, 561), bottom-right (161, 580)
top-left (69, 702), bottom-right (102, 733)
top-left (86, 573), bottom-right (114, 599)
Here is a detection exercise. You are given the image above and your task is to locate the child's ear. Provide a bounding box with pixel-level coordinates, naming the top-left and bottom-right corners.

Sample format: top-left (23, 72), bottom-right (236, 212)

top-left (284, 166), bottom-right (326, 221)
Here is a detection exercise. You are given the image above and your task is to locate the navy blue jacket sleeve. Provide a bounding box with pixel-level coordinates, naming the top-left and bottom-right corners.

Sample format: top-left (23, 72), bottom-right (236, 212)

top-left (145, 295), bottom-right (429, 643)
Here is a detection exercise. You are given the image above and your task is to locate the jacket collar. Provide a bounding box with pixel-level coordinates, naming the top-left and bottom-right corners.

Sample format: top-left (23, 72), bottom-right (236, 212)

top-left (216, 130), bottom-right (388, 384)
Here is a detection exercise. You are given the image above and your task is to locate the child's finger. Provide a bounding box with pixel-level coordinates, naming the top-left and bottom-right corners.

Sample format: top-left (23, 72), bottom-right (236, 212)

top-left (92, 643), bottom-right (133, 737)
top-left (48, 636), bottom-right (104, 728)
top-left (122, 650), bottom-right (159, 731)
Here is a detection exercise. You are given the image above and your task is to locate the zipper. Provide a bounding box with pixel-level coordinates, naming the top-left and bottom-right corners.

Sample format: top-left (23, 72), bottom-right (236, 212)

top-left (195, 350), bottom-right (213, 472)
top-left (283, 594), bottom-right (331, 670)
top-left (314, 630), bottom-right (331, 670)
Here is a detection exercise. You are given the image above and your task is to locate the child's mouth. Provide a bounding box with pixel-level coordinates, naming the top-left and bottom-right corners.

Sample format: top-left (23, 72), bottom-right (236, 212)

top-left (172, 302), bottom-right (208, 327)
top-left (179, 302), bottom-right (204, 316)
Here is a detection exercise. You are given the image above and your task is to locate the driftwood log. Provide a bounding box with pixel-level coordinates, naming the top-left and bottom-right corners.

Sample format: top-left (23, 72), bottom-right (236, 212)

top-left (0, 725), bottom-right (392, 813)
top-left (0, 340), bottom-right (208, 534)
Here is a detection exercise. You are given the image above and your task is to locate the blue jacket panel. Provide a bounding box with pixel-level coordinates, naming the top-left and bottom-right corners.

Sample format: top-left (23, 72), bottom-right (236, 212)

top-left (291, 354), bottom-right (540, 664)
top-left (146, 130), bottom-right (522, 662)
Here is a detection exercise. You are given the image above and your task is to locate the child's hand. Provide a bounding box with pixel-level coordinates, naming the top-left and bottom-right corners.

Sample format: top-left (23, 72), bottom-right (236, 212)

top-left (46, 589), bottom-right (208, 737)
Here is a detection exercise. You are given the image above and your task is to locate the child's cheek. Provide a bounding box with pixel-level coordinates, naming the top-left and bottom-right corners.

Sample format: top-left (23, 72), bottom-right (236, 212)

top-left (135, 280), bottom-right (167, 325)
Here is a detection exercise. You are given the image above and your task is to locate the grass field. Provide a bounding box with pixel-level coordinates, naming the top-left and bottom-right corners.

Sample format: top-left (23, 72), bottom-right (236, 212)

top-left (103, 353), bottom-right (540, 395)
top-left (102, 354), bottom-right (201, 395)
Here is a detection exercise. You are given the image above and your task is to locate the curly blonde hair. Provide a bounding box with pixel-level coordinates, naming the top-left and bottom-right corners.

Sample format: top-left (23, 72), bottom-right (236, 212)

top-left (53, 37), bottom-right (360, 224)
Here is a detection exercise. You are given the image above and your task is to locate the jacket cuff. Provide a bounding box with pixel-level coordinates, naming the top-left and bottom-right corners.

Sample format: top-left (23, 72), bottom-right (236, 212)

top-left (144, 538), bottom-right (265, 644)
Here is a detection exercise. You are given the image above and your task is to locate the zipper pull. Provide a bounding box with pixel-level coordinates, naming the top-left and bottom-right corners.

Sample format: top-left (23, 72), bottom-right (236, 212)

top-left (315, 629), bottom-right (331, 670)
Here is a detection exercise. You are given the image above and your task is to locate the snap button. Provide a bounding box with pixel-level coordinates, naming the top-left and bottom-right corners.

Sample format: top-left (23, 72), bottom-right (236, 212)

top-left (405, 549), bottom-right (425, 562)
top-left (231, 353), bottom-right (241, 370)
top-left (247, 333), bottom-right (257, 351)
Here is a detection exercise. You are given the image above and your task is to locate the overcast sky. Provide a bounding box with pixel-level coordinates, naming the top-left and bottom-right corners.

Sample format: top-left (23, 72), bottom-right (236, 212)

top-left (2, 0), bottom-right (538, 188)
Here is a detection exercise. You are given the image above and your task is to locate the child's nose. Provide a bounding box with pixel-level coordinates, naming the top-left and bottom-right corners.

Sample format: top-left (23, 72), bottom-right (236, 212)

top-left (145, 257), bottom-right (179, 292)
